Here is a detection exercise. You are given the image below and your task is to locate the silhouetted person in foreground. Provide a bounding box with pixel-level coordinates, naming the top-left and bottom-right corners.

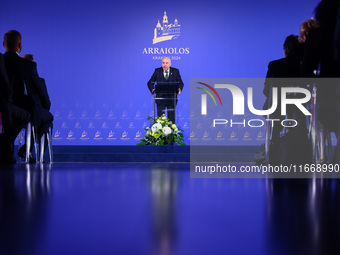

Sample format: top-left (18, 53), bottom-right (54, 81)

top-left (2, 30), bottom-right (53, 161)
top-left (0, 52), bottom-right (30, 164)
top-left (264, 35), bottom-right (310, 164)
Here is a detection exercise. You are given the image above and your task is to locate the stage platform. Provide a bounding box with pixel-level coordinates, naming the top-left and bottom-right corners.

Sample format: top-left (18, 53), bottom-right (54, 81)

top-left (52, 145), bottom-right (258, 163)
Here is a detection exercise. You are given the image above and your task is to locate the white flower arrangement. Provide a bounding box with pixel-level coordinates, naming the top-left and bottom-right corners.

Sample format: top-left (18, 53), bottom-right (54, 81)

top-left (151, 123), bottom-right (162, 132)
top-left (137, 114), bottom-right (185, 146)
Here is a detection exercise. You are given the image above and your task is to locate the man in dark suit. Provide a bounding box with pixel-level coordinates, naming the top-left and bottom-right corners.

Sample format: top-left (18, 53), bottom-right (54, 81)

top-left (0, 52), bottom-right (30, 163)
top-left (2, 30), bottom-right (53, 159)
top-left (147, 57), bottom-right (184, 123)
top-left (263, 35), bottom-right (310, 164)
top-left (22, 54), bottom-right (51, 111)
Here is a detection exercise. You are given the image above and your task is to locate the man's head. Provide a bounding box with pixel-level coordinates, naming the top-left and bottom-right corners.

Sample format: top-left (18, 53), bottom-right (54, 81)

top-left (283, 35), bottom-right (300, 57)
top-left (3, 30), bottom-right (22, 53)
top-left (162, 57), bottom-right (171, 71)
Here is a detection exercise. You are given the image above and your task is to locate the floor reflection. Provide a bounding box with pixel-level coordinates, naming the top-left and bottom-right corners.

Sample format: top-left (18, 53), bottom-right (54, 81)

top-left (0, 163), bottom-right (340, 255)
top-left (150, 167), bottom-right (178, 255)
top-left (0, 164), bottom-right (51, 255)
top-left (267, 178), bottom-right (340, 255)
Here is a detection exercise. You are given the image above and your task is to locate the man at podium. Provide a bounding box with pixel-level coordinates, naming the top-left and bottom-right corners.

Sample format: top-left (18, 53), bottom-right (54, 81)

top-left (147, 57), bottom-right (184, 123)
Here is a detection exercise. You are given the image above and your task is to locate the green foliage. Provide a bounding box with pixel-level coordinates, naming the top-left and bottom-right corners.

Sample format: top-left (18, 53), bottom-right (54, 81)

top-left (137, 114), bottom-right (186, 146)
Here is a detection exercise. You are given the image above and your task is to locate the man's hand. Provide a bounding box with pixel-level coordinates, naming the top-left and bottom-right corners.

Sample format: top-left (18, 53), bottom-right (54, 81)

top-left (152, 89), bottom-right (155, 94)
top-left (178, 88), bottom-right (181, 95)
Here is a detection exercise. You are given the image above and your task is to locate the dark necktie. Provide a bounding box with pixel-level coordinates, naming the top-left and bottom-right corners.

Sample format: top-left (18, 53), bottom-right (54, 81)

top-left (165, 71), bottom-right (169, 80)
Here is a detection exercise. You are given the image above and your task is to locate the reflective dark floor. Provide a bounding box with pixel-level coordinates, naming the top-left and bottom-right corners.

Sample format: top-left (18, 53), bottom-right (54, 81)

top-left (0, 163), bottom-right (340, 255)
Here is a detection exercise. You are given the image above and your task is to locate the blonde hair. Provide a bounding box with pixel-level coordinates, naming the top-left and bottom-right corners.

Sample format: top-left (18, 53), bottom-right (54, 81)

top-left (299, 18), bottom-right (319, 42)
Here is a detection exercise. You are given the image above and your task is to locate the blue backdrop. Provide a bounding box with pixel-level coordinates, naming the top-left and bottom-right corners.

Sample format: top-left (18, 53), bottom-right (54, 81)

top-left (0, 0), bottom-right (320, 145)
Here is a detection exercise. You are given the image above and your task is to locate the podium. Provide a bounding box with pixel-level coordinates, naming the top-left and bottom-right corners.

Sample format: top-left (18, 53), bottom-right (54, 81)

top-left (153, 83), bottom-right (179, 123)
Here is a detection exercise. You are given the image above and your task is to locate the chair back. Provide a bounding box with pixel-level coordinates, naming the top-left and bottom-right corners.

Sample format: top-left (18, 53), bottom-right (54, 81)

top-left (0, 112), bottom-right (2, 132)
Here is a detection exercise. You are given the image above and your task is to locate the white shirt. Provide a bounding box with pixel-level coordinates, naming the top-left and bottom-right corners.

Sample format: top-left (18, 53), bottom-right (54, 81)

top-left (163, 68), bottom-right (170, 79)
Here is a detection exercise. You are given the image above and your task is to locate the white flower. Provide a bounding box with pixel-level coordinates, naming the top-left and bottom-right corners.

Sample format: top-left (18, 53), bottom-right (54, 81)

top-left (151, 123), bottom-right (162, 132)
top-left (162, 127), bottom-right (172, 136)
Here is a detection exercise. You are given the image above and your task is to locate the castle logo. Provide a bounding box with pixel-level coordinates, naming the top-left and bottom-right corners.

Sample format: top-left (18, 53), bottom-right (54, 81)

top-left (53, 131), bottom-right (62, 140)
top-left (66, 131), bottom-right (76, 141)
top-left (120, 131), bottom-right (130, 141)
top-left (242, 131), bottom-right (252, 141)
top-left (54, 110), bottom-right (61, 119)
top-left (188, 131), bottom-right (198, 141)
top-left (256, 131), bottom-right (265, 141)
top-left (229, 131), bottom-right (238, 141)
top-left (134, 131), bottom-right (142, 141)
top-left (153, 11), bottom-right (181, 44)
top-left (75, 122), bottom-right (81, 129)
top-left (80, 131), bottom-right (89, 141)
top-left (94, 131), bottom-right (103, 141)
top-left (81, 110), bottom-right (89, 119)
top-left (107, 131), bottom-right (116, 141)
top-left (215, 131), bottom-right (225, 141)
top-left (143, 12), bottom-right (188, 60)
top-left (67, 111), bottom-right (75, 119)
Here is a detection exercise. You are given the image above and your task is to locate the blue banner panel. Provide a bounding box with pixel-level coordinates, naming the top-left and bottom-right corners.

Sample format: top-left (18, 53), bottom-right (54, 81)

top-left (0, 0), bottom-right (320, 144)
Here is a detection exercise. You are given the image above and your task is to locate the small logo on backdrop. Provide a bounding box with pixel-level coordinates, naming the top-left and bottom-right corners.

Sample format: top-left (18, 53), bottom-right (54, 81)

top-left (183, 122), bottom-right (189, 129)
top-left (94, 111), bottom-right (102, 119)
top-left (202, 131), bottom-right (211, 141)
top-left (107, 131), bottom-right (116, 141)
top-left (54, 110), bottom-right (62, 119)
top-left (121, 111), bottom-right (129, 119)
top-left (53, 131), bottom-right (62, 140)
top-left (134, 131), bottom-right (142, 140)
top-left (188, 131), bottom-right (198, 141)
top-left (81, 111), bottom-right (89, 120)
top-left (256, 131), bottom-right (265, 141)
top-left (242, 131), bottom-right (252, 141)
top-left (215, 131), bottom-right (225, 141)
top-left (80, 131), bottom-right (89, 141)
top-left (120, 131), bottom-right (130, 141)
top-left (80, 130), bottom-right (90, 141)
top-left (67, 111), bottom-right (75, 119)
top-left (66, 131), bottom-right (76, 141)
top-left (135, 111), bottom-right (143, 120)
top-left (229, 131), bottom-right (238, 141)
top-left (94, 131), bottom-right (103, 141)
top-left (153, 11), bottom-right (181, 44)
top-left (107, 111), bottom-right (116, 120)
